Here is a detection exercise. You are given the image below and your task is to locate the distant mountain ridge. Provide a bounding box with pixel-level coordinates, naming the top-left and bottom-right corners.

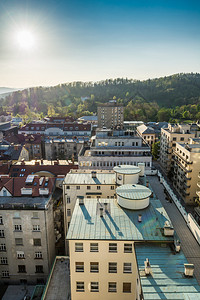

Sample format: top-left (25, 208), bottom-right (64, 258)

top-left (0, 87), bottom-right (21, 95)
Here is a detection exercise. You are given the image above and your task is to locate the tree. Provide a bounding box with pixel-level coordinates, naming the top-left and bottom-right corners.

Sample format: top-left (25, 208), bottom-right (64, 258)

top-left (152, 141), bottom-right (160, 160)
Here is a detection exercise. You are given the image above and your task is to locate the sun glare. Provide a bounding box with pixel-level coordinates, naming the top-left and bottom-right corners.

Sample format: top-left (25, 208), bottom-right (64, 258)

top-left (16, 30), bottom-right (35, 50)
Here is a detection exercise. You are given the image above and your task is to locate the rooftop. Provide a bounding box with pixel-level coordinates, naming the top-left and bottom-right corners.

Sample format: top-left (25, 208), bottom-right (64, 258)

top-left (42, 257), bottom-right (70, 300)
top-left (67, 196), bottom-right (174, 241)
top-left (64, 170), bottom-right (115, 185)
top-left (116, 184), bottom-right (152, 200)
top-left (135, 243), bottom-right (200, 299)
top-left (113, 165), bottom-right (141, 174)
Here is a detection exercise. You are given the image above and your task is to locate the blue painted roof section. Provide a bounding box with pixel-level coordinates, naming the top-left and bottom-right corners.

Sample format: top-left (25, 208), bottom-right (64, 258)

top-left (67, 196), bottom-right (174, 241)
top-left (135, 244), bottom-right (200, 300)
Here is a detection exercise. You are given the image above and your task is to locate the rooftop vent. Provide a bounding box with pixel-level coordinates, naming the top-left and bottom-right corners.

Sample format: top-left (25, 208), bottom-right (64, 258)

top-left (144, 258), bottom-right (151, 275)
top-left (104, 203), bottom-right (108, 211)
top-left (174, 239), bottom-right (181, 252)
top-left (138, 214), bottom-right (142, 222)
top-left (91, 171), bottom-right (97, 178)
top-left (184, 264), bottom-right (194, 277)
top-left (164, 221), bottom-right (174, 236)
top-left (100, 207), bottom-right (103, 217)
top-left (78, 196), bottom-right (84, 205)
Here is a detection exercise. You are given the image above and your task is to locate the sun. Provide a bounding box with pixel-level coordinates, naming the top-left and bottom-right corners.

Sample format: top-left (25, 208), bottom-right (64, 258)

top-left (16, 29), bottom-right (35, 50)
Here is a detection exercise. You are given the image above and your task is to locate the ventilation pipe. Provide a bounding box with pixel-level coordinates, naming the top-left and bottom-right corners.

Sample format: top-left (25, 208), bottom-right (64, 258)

top-left (144, 258), bottom-right (151, 275)
top-left (100, 207), bottom-right (103, 217)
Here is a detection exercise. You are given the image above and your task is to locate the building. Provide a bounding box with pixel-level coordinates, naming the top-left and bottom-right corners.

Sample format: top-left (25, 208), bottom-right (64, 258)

top-left (66, 167), bottom-right (200, 299)
top-left (78, 128), bottom-right (152, 170)
top-left (18, 134), bottom-right (42, 160)
top-left (0, 175), bottom-right (57, 284)
top-left (78, 115), bottom-right (98, 126)
top-left (44, 137), bottom-right (84, 161)
top-left (171, 138), bottom-right (200, 205)
top-left (123, 121), bottom-right (144, 131)
top-left (136, 124), bottom-right (156, 147)
top-left (19, 122), bottom-right (91, 139)
top-left (0, 143), bottom-right (29, 163)
top-left (97, 102), bottom-right (124, 129)
top-left (160, 124), bottom-right (195, 174)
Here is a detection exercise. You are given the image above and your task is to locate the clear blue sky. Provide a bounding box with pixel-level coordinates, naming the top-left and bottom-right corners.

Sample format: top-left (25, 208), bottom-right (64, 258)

top-left (0, 0), bottom-right (200, 87)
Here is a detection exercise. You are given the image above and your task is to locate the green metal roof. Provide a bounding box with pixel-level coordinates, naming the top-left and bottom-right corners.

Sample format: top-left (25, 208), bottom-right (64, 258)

top-left (67, 196), bottom-right (173, 241)
top-left (116, 184), bottom-right (152, 200)
top-left (113, 165), bottom-right (141, 174)
top-left (135, 243), bottom-right (200, 299)
top-left (64, 172), bottom-right (115, 185)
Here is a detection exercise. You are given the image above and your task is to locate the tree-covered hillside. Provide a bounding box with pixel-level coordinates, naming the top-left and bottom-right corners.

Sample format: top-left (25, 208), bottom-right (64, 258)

top-left (1, 73), bottom-right (200, 123)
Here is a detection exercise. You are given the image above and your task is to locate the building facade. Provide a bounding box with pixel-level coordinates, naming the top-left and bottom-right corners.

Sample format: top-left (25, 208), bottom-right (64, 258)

top-left (97, 102), bottom-right (124, 129)
top-left (160, 124), bottom-right (195, 174)
top-left (78, 129), bottom-right (152, 170)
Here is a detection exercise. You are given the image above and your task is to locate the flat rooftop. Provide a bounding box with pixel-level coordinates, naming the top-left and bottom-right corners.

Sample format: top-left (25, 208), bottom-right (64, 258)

top-left (67, 196), bottom-right (174, 241)
top-left (135, 243), bottom-right (200, 299)
top-left (64, 170), bottom-right (115, 185)
top-left (0, 195), bottom-right (51, 209)
top-left (42, 257), bottom-right (70, 300)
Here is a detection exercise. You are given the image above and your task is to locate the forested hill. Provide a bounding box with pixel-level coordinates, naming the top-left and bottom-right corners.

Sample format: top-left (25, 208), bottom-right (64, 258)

top-left (1, 73), bottom-right (200, 122)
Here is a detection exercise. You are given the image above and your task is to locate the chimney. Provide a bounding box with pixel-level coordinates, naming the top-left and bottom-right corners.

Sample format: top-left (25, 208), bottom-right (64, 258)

top-left (91, 171), bottom-right (97, 178)
top-left (184, 264), bottom-right (194, 277)
top-left (100, 207), bottom-right (103, 217)
top-left (144, 258), bottom-right (151, 275)
top-left (164, 221), bottom-right (174, 236)
top-left (138, 214), bottom-right (142, 222)
top-left (174, 239), bottom-right (181, 252)
top-left (104, 203), bottom-right (108, 211)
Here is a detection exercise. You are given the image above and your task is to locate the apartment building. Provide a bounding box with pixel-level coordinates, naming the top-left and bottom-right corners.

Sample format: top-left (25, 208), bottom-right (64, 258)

top-left (78, 128), bottom-right (152, 170)
top-left (44, 137), bottom-right (84, 161)
top-left (66, 176), bottom-right (199, 300)
top-left (97, 102), bottom-right (124, 129)
top-left (19, 122), bottom-right (91, 138)
top-left (137, 124), bottom-right (156, 147)
top-left (0, 175), bottom-right (57, 284)
top-left (160, 124), bottom-right (195, 174)
top-left (171, 138), bottom-right (200, 205)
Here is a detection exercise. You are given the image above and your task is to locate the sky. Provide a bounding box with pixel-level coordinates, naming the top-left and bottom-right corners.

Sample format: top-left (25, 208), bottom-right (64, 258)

top-left (0, 0), bottom-right (200, 88)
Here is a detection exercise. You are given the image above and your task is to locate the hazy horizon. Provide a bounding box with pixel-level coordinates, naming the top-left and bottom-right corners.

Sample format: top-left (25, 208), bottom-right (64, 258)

top-left (0, 0), bottom-right (200, 88)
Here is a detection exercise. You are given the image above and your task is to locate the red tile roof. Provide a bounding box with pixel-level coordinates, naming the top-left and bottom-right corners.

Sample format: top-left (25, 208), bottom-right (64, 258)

top-left (0, 176), bottom-right (55, 197)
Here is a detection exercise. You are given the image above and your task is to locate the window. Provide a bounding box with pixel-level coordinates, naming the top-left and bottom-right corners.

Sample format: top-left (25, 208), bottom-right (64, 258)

top-left (97, 186), bottom-right (101, 190)
top-left (173, 137), bottom-right (177, 141)
top-left (90, 243), bottom-right (98, 252)
top-left (35, 252), bottom-right (42, 259)
top-left (124, 243), bottom-right (132, 253)
top-left (0, 230), bottom-right (5, 238)
top-left (15, 238), bottom-right (23, 246)
top-left (2, 271), bottom-right (9, 278)
top-left (109, 243), bottom-right (117, 252)
top-left (180, 137), bottom-right (184, 141)
top-left (76, 186), bottom-right (80, 190)
top-left (111, 186), bottom-right (114, 190)
top-left (33, 225), bottom-right (40, 231)
top-left (123, 263), bottom-right (132, 273)
top-left (109, 262), bottom-right (117, 273)
top-left (35, 265), bottom-right (43, 273)
top-left (75, 243), bottom-right (83, 252)
top-left (66, 186), bottom-right (70, 190)
top-left (108, 282), bottom-right (117, 293)
top-left (0, 216), bottom-right (3, 225)
top-left (122, 142), bottom-right (124, 146)
top-left (0, 257), bottom-right (8, 264)
top-left (75, 262), bottom-right (84, 272)
top-left (67, 197), bottom-right (70, 203)
top-left (67, 209), bottom-right (71, 217)
top-left (13, 212), bottom-right (20, 218)
top-left (17, 251), bottom-right (25, 259)
top-left (123, 282), bottom-right (131, 293)
top-left (90, 282), bottom-right (99, 292)
top-left (76, 281), bottom-right (84, 292)
top-left (87, 186), bottom-right (91, 190)
top-left (18, 265), bottom-right (26, 273)
top-left (33, 239), bottom-right (41, 246)
top-left (0, 244), bottom-right (6, 252)
top-left (14, 225), bottom-right (22, 231)
top-left (90, 262), bottom-right (99, 273)
top-left (32, 212), bottom-right (39, 219)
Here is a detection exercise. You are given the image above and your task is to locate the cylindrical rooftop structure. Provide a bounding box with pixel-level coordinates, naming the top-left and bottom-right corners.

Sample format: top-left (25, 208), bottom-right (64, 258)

top-left (116, 184), bottom-right (151, 210)
top-left (113, 165), bottom-right (140, 185)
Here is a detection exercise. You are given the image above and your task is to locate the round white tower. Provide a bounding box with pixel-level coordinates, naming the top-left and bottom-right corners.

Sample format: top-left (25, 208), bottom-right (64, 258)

top-left (113, 165), bottom-right (140, 185)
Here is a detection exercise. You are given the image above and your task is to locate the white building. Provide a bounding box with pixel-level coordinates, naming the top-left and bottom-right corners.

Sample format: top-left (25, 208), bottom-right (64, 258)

top-left (78, 129), bottom-right (152, 170)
